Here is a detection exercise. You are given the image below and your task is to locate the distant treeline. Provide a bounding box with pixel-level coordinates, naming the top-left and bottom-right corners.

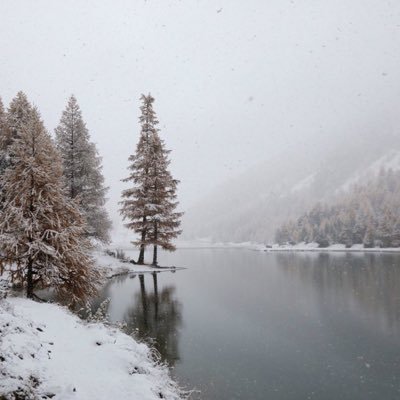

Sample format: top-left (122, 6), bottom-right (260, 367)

top-left (275, 169), bottom-right (400, 248)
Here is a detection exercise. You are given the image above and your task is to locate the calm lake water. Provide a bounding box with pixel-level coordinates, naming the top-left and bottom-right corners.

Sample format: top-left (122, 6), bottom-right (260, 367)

top-left (94, 248), bottom-right (400, 400)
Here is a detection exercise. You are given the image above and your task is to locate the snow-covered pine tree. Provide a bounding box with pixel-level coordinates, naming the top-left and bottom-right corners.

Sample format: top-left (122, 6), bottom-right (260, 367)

top-left (0, 92), bottom-right (33, 213)
top-left (377, 208), bottom-right (393, 248)
top-left (146, 129), bottom-right (183, 266)
top-left (55, 95), bottom-right (111, 243)
top-left (1, 92), bottom-right (32, 174)
top-left (120, 94), bottom-right (157, 264)
top-left (6, 92), bottom-right (32, 138)
top-left (120, 94), bottom-right (183, 265)
top-left (363, 223), bottom-right (375, 248)
top-left (0, 106), bottom-right (99, 303)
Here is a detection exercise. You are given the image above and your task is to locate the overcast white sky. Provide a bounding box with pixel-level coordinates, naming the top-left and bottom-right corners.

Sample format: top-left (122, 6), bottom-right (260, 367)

top-left (1, 0), bottom-right (400, 229)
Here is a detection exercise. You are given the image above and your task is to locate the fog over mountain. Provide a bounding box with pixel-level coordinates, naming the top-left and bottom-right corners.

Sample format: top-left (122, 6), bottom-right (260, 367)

top-left (183, 131), bottom-right (400, 243)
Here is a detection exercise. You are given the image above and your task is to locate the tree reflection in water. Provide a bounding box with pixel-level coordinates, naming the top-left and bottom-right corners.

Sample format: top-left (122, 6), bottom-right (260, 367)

top-left (126, 273), bottom-right (182, 366)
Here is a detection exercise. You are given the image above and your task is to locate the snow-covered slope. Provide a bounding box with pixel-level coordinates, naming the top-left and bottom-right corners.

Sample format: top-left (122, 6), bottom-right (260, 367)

top-left (0, 298), bottom-right (184, 400)
top-left (290, 173), bottom-right (316, 194)
top-left (183, 140), bottom-right (400, 243)
top-left (339, 149), bottom-right (400, 192)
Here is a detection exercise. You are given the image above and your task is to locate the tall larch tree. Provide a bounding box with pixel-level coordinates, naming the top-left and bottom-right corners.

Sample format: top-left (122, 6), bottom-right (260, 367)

top-left (55, 95), bottom-right (111, 243)
top-left (146, 132), bottom-right (183, 266)
top-left (120, 94), bottom-right (156, 264)
top-left (0, 106), bottom-right (99, 303)
top-left (120, 94), bottom-right (182, 265)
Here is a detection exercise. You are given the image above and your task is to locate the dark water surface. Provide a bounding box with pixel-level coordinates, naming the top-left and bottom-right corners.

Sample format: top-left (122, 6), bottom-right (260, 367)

top-left (95, 249), bottom-right (400, 400)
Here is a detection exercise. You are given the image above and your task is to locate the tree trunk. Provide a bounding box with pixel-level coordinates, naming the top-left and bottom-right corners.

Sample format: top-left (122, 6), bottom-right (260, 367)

top-left (152, 221), bottom-right (158, 266)
top-left (138, 244), bottom-right (145, 265)
top-left (152, 245), bottom-right (158, 266)
top-left (26, 258), bottom-right (34, 299)
top-left (137, 218), bottom-right (147, 265)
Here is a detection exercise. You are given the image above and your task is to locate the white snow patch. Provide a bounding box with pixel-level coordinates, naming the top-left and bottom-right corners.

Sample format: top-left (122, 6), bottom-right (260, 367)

top-left (290, 173), bottom-right (316, 193)
top-left (0, 297), bottom-right (185, 400)
top-left (165, 240), bottom-right (400, 253)
top-left (265, 243), bottom-right (400, 253)
top-left (93, 251), bottom-right (183, 278)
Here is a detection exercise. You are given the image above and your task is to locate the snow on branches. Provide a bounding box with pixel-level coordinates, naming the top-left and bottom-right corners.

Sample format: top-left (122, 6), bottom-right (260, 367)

top-left (55, 95), bottom-right (111, 243)
top-left (120, 94), bottom-right (183, 265)
top-left (0, 96), bottom-right (99, 303)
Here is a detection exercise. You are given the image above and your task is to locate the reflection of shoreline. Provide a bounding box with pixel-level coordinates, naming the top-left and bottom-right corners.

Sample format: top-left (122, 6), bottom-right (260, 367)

top-left (276, 252), bottom-right (400, 336)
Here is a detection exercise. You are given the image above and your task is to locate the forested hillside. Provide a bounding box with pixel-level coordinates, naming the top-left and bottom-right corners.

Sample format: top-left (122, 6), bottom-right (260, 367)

top-left (275, 168), bottom-right (400, 248)
top-left (183, 133), bottom-right (400, 243)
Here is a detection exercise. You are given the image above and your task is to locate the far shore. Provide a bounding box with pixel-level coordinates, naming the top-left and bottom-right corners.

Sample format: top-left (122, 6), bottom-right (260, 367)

top-left (265, 246), bottom-right (400, 254)
top-left (153, 240), bottom-right (400, 254)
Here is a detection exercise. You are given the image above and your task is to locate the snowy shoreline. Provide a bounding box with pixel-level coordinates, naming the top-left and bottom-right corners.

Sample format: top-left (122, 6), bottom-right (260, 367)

top-left (0, 249), bottom-right (188, 400)
top-left (0, 297), bottom-right (186, 400)
top-left (93, 250), bottom-right (185, 279)
top-left (264, 242), bottom-right (400, 253)
top-left (264, 245), bottom-right (400, 253)
top-left (174, 240), bottom-right (400, 254)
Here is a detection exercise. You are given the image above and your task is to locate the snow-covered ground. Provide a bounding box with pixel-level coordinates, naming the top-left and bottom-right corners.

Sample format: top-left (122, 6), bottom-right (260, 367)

top-left (0, 297), bottom-right (186, 400)
top-left (92, 250), bottom-right (183, 279)
top-left (265, 242), bottom-right (400, 253)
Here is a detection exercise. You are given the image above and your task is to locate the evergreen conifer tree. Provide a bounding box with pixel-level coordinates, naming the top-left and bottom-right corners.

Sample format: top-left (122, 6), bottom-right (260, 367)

top-left (0, 92), bottom-right (33, 212)
top-left (377, 209), bottom-right (393, 247)
top-left (1, 92), bottom-right (32, 174)
top-left (363, 223), bottom-right (375, 248)
top-left (120, 94), bottom-right (183, 265)
top-left (146, 130), bottom-right (183, 265)
top-left (55, 95), bottom-right (111, 243)
top-left (120, 94), bottom-right (156, 264)
top-left (6, 92), bottom-right (32, 139)
top-left (0, 106), bottom-right (99, 302)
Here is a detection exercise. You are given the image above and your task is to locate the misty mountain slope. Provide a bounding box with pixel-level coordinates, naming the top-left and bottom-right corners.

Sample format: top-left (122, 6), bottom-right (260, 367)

top-left (276, 167), bottom-right (400, 248)
top-left (183, 139), bottom-right (400, 243)
top-left (339, 149), bottom-right (400, 192)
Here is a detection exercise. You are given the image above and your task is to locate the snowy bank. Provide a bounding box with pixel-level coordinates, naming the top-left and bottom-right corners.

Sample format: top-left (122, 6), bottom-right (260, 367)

top-left (265, 242), bottom-right (400, 253)
top-left (0, 297), bottom-right (185, 400)
top-left (92, 250), bottom-right (184, 279)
